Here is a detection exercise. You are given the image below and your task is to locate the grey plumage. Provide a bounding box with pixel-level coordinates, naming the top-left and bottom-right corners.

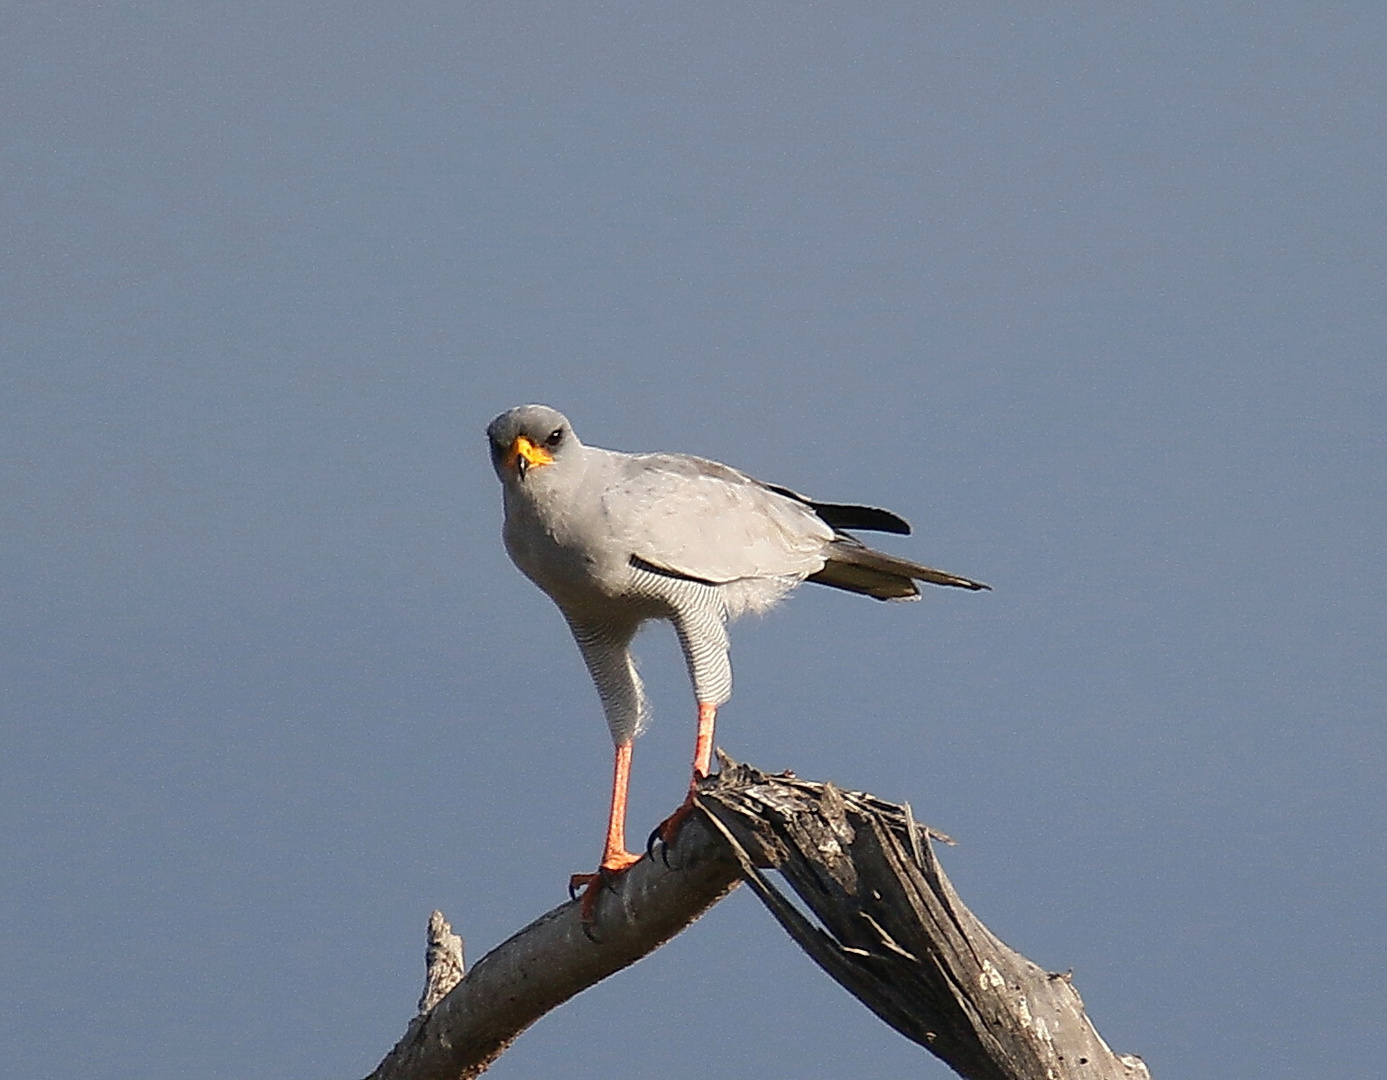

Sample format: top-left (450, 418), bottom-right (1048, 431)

top-left (487, 404), bottom-right (987, 748)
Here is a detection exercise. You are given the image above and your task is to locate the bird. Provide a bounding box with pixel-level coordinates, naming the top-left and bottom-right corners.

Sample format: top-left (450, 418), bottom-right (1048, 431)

top-left (486, 404), bottom-right (987, 909)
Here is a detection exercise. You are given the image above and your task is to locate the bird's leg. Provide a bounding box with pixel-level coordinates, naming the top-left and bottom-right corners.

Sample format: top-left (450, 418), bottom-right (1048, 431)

top-left (691, 701), bottom-right (716, 787)
top-left (598, 739), bottom-right (642, 870)
top-left (648, 702), bottom-right (717, 859)
top-left (569, 740), bottom-right (642, 919)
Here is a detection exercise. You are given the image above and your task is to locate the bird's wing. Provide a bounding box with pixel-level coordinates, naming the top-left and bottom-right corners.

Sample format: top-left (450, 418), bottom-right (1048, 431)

top-left (600, 452), bottom-right (834, 584)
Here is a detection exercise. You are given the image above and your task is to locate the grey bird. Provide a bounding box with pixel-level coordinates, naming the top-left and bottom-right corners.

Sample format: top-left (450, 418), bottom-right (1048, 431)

top-left (486, 404), bottom-right (987, 902)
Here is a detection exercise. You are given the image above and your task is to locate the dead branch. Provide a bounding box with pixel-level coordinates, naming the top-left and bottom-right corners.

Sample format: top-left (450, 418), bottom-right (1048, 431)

top-left (698, 757), bottom-right (1151, 1080)
top-left (361, 812), bottom-right (740, 1080)
top-left (361, 759), bottom-right (1149, 1080)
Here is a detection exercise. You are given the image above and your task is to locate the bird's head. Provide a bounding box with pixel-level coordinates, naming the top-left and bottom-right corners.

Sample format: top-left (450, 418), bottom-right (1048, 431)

top-left (487, 405), bottom-right (578, 483)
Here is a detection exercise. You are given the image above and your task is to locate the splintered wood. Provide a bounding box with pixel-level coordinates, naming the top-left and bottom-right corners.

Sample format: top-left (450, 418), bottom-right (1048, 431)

top-left (697, 757), bottom-right (1151, 1080)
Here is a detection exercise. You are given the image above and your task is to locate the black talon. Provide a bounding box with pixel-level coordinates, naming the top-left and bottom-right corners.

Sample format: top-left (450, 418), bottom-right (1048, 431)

top-left (647, 824), bottom-right (677, 868)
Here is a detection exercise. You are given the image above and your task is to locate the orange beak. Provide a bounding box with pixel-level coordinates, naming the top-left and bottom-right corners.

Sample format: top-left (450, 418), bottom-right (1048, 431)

top-left (508, 434), bottom-right (553, 478)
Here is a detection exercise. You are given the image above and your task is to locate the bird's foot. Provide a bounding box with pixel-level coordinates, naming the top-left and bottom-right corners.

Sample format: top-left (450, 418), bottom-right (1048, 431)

top-left (646, 794), bottom-right (699, 866)
top-left (568, 850), bottom-right (642, 926)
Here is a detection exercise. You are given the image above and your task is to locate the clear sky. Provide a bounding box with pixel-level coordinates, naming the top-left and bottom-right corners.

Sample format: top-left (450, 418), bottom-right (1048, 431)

top-left (3, 5), bottom-right (1383, 1078)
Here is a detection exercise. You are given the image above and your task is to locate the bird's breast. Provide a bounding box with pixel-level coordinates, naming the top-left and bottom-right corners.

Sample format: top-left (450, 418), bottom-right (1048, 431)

top-left (502, 499), bottom-right (628, 606)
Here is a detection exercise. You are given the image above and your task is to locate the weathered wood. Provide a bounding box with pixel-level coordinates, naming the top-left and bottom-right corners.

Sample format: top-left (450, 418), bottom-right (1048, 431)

top-left (360, 759), bottom-right (1149, 1080)
top-left (417, 911), bottom-right (465, 1015)
top-left (697, 757), bottom-right (1151, 1080)
top-left (361, 813), bottom-right (739, 1080)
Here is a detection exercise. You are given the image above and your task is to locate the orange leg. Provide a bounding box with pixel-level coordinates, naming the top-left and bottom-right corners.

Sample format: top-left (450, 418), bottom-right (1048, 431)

top-left (651, 702), bottom-right (718, 853)
top-left (569, 741), bottom-right (642, 916)
top-left (691, 701), bottom-right (716, 785)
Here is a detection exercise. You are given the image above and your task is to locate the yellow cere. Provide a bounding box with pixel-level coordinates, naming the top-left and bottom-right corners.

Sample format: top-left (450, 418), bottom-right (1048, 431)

top-left (510, 434), bottom-right (554, 470)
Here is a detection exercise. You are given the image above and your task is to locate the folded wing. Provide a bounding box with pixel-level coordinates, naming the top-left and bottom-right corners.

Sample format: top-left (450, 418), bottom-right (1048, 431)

top-left (603, 454), bottom-right (834, 584)
top-left (603, 452), bottom-right (990, 601)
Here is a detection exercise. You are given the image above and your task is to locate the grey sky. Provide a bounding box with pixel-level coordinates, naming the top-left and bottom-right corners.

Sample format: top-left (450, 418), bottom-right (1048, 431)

top-left (3, 4), bottom-right (1383, 1078)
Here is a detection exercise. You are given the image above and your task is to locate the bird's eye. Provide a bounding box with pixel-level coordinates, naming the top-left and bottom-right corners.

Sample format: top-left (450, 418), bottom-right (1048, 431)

top-left (545, 427), bottom-right (564, 448)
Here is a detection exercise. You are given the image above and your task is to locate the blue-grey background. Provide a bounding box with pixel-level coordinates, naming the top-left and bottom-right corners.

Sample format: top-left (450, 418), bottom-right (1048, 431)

top-left (4, 4), bottom-right (1383, 1078)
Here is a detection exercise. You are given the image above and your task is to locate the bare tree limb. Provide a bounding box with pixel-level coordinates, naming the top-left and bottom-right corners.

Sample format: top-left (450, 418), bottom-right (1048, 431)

top-left (362, 814), bottom-right (740, 1080)
top-left (361, 759), bottom-right (1149, 1080)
